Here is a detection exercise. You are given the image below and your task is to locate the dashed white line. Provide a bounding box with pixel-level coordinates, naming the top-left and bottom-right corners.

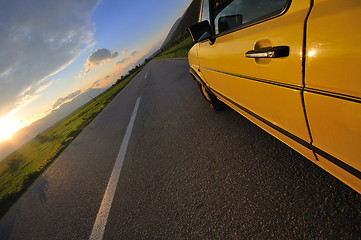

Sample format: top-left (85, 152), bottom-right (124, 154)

top-left (145, 66), bottom-right (150, 79)
top-left (89, 97), bottom-right (141, 240)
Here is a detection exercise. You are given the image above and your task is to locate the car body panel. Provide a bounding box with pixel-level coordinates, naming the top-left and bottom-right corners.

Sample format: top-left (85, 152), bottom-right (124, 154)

top-left (202, 70), bottom-right (311, 142)
top-left (305, 93), bottom-right (361, 173)
top-left (304, 0), bottom-right (361, 180)
top-left (305, 0), bottom-right (361, 98)
top-left (197, 0), bottom-right (312, 143)
top-left (215, 86), bottom-right (318, 162)
top-left (188, 43), bottom-right (199, 73)
top-left (188, 0), bottom-right (361, 194)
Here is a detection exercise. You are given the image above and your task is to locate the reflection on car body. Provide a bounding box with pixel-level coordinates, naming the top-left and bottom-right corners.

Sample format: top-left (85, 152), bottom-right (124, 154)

top-left (188, 0), bottom-right (361, 194)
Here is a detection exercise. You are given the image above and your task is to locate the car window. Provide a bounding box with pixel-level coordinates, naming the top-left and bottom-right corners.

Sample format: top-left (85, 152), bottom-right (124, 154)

top-left (201, 0), bottom-right (210, 22)
top-left (213, 0), bottom-right (288, 34)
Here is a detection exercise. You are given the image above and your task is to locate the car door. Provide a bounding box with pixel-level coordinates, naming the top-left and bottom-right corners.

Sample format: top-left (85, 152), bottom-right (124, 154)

top-left (197, 0), bottom-right (313, 155)
top-left (304, 0), bottom-right (361, 186)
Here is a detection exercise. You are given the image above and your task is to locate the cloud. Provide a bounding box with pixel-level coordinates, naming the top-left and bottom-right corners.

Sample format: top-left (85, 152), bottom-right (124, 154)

top-left (52, 90), bottom-right (82, 109)
top-left (0, 0), bottom-right (99, 118)
top-left (77, 70), bottom-right (85, 79)
top-left (19, 79), bottom-right (52, 104)
top-left (122, 49), bottom-right (129, 54)
top-left (104, 75), bottom-right (110, 79)
top-left (85, 48), bottom-right (118, 73)
top-left (90, 80), bottom-right (101, 89)
top-left (131, 51), bottom-right (138, 56)
top-left (116, 57), bottom-right (130, 65)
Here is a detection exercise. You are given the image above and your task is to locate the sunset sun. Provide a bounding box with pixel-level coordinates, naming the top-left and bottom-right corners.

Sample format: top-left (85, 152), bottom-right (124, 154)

top-left (0, 117), bottom-right (21, 142)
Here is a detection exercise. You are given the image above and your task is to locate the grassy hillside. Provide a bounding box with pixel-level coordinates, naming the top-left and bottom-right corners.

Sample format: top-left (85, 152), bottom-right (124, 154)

top-left (0, 67), bottom-right (143, 219)
top-left (160, 0), bottom-right (201, 52)
top-left (156, 37), bottom-right (194, 59)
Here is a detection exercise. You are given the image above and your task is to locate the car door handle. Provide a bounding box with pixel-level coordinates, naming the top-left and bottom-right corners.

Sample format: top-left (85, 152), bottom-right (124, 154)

top-left (246, 46), bottom-right (289, 58)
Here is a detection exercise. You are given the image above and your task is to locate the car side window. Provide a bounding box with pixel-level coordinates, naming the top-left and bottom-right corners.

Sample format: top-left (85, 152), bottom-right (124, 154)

top-left (213, 0), bottom-right (288, 34)
top-left (201, 0), bottom-right (210, 22)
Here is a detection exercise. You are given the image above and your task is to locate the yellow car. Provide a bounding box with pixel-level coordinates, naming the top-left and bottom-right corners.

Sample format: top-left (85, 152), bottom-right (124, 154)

top-left (188, 0), bottom-right (361, 194)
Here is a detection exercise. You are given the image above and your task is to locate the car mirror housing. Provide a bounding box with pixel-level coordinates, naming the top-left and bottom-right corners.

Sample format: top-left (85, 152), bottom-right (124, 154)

top-left (188, 20), bottom-right (215, 44)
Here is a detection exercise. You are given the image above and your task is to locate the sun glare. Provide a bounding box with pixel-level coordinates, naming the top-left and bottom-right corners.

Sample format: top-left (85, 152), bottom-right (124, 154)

top-left (0, 117), bottom-right (21, 142)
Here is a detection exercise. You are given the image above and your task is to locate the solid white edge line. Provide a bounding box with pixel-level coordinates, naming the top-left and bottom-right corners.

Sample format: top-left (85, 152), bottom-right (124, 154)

top-left (89, 97), bottom-right (141, 240)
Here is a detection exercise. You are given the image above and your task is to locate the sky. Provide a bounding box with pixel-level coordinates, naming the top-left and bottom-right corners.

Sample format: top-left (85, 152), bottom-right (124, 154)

top-left (0, 0), bottom-right (192, 143)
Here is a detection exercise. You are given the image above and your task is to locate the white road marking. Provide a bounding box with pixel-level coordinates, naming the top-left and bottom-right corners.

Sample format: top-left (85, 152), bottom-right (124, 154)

top-left (145, 71), bottom-right (148, 79)
top-left (89, 97), bottom-right (141, 240)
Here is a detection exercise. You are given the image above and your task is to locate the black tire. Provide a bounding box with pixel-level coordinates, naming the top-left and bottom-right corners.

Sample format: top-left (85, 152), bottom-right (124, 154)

top-left (197, 82), bottom-right (227, 111)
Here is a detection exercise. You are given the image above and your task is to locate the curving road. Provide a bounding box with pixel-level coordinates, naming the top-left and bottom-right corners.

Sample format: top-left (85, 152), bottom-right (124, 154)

top-left (0, 59), bottom-right (360, 239)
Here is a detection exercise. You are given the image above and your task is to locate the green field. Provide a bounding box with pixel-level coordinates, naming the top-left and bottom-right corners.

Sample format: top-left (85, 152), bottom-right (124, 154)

top-left (0, 69), bottom-right (141, 218)
top-left (156, 37), bottom-right (194, 59)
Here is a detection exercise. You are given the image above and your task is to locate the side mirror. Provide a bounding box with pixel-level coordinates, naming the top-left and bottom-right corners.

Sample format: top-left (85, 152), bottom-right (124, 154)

top-left (188, 20), bottom-right (215, 44)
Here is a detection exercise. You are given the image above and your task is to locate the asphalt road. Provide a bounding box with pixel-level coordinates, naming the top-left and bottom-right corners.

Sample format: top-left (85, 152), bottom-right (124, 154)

top-left (0, 59), bottom-right (360, 239)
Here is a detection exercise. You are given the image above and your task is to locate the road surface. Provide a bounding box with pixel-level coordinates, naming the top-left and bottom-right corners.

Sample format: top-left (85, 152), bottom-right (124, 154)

top-left (0, 59), bottom-right (360, 239)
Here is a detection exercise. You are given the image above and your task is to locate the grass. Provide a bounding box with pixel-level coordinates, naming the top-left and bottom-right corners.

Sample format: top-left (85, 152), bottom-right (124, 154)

top-left (0, 68), bottom-right (142, 219)
top-left (156, 37), bottom-right (194, 59)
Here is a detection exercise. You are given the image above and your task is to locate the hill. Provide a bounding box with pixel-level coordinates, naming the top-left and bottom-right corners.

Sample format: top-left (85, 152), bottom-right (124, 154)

top-left (161, 0), bottom-right (202, 51)
top-left (161, 17), bottom-right (182, 49)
